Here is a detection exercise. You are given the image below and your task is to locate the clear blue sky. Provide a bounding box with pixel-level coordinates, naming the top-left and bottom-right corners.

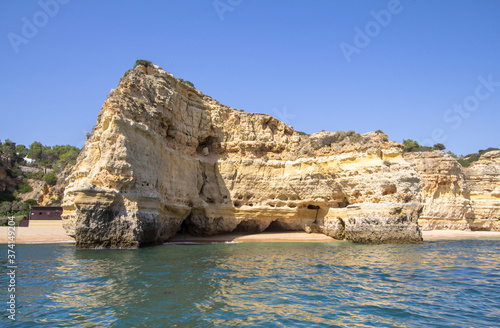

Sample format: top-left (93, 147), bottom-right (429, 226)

top-left (1, 0), bottom-right (499, 155)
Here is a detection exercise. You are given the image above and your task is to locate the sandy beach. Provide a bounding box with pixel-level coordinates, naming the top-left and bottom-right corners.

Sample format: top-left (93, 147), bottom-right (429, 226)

top-left (2, 223), bottom-right (500, 245)
top-left (167, 231), bottom-right (337, 244)
top-left (0, 220), bottom-right (75, 244)
top-left (421, 230), bottom-right (500, 240)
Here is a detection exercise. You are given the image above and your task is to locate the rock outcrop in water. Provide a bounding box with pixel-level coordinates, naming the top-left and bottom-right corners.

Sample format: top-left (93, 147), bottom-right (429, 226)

top-left (61, 62), bottom-right (499, 248)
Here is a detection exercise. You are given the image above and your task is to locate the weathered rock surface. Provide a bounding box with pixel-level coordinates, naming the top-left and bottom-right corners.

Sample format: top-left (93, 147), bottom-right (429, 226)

top-left (62, 63), bottom-right (302, 247)
top-left (62, 63), bottom-right (425, 247)
top-left (404, 150), bottom-right (500, 231)
top-left (465, 151), bottom-right (500, 231)
top-left (404, 151), bottom-right (471, 230)
top-left (341, 203), bottom-right (423, 244)
top-left (61, 62), bottom-right (499, 247)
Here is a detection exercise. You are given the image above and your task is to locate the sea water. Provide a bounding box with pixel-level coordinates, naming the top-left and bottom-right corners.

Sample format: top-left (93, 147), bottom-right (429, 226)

top-left (1, 240), bottom-right (499, 327)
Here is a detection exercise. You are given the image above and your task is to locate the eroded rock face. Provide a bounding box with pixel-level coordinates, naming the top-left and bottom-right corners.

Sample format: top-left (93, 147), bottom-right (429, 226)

top-left (465, 151), bottom-right (500, 231)
top-left (62, 63), bottom-right (304, 247)
top-left (403, 150), bottom-right (500, 231)
top-left (62, 62), bottom-right (487, 247)
top-left (342, 203), bottom-right (423, 244)
top-left (404, 151), bottom-right (471, 230)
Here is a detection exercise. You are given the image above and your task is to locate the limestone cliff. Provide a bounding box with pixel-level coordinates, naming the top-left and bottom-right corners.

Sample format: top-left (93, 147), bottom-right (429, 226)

top-left (465, 151), bottom-right (500, 231)
top-left (38, 166), bottom-right (72, 205)
top-left (62, 62), bottom-right (424, 248)
top-left (404, 151), bottom-right (472, 230)
top-left (404, 150), bottom-right (500, 231)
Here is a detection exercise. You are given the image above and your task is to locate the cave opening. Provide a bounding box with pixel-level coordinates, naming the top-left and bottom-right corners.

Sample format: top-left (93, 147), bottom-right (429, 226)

top-left (178, 214), bottom-right (192, 235)
top-left (234, 220), bottom-right (261, 233)
top-left (196, 136), bottom-right (219, 155)
top-left (336, 198), bottom-right (350, 208)
top-left (263, 220), bottom-right (293, 232)
top-left (306, 204), bottom-right (321, 223)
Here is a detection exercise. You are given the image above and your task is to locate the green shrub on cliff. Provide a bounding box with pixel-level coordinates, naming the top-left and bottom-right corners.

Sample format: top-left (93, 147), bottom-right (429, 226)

top-left (0, 199), bottom-right (36, 217)
top-left (135, 59), bottom-right (153, 67)
top-left (0, 139), bottom-right (17, 162)
top-left (17, 180), bottom-right (33, 194)
top-left (0, 191), bottom-right (15, 202)
top-left (24, 199), bottom-right (38, 206)
top-left (44, 171), bottom-right (57, 186)
top-left (434, 143), bottom-right (446, 151)
top-left (458, 147), bottom-right (500, 167)
top-left (23, 171), bottom-right (44, 180)
top-left (52, 145), bottom-right (80, 167)
top-left (374, 129), bottom-right (389, 142)
top-left (6, 166), bottom-right (22, 179)
top-left (26, 142), bottom-right (79, 168)
top-left (0, 215), bottom-right (26, 227)
top-left (458, 159), bottom-right (471, 167)
top-left (403, 139), bottom-right (446, 153)
top-left (351, 133), bottom-right (363, 143)
top-left (312, 130), bottom-right (364, 149)
top-left (178, 78), bottom-right (195, 88)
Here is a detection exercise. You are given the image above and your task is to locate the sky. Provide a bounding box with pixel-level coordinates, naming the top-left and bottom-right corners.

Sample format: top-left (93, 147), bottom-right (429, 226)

top-left (1, 0), bottom-right (499, 156)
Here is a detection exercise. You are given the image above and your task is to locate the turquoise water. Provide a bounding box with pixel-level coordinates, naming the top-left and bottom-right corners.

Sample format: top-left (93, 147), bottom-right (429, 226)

top-left (1, 240), bottom-right (500, 327)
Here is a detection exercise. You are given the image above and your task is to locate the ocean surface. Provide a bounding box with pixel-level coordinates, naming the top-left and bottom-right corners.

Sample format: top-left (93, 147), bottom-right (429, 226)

top-left (1, 239), bottom-right (500, 327)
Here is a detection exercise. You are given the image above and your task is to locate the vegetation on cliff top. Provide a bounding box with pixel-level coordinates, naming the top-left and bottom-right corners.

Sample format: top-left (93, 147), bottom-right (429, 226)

top-left (458, 148), bottom-right (500, 167)
top-left (310, 130), bottom-right (363, 150)
top-left (402, 139), bottom-right (446, 153)
top-left (135, 59), bottom-right (153, 67)
top-left (125, 60), bottom-right (196, 89)
top-left (308, 129), bottom-right (389, 152)
top-left (179, 79), bottom-right (195, 88)
top-left (0, 139), bottom-right (80, 220)
top-left (402, 139), bottom-right (498, 167)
